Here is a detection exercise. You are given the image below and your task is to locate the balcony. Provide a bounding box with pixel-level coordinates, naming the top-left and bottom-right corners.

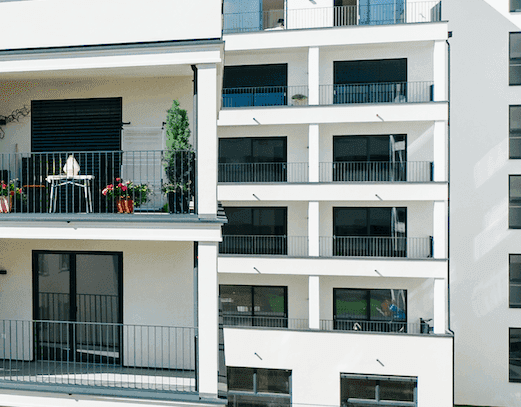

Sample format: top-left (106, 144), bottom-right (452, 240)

top-left (221, 316), bottom-right (433, 335)
top-left (0, 319), bottom-right (197, 399)
top-left (222, 85), bottom-right (308, 108)
top-left (0, 150), bottom-right (194, 216)
top-left (219, 235), bottom-right (432, 258)
top-left (218, 162), bottom-right (309, 183)
top-left (223, 1), bottom-right (442, 34)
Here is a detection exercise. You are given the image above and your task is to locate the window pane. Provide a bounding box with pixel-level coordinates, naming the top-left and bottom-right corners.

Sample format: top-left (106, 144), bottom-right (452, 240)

top-left (228, 367), bottom-right (255, 392)
top-left (335, 289), bottom-right (368, 319)
top-left (341, 378), bottom-right (376, 400)
top-left (220, 286), bottom-right (253, 315)
top-left (252, 138), bottom-right (286, 162)
top-left (224, 207), bottom-right (253, 235)
top-left (228, 393), bottom-right (291, 407)
top-left (253, 286), bottom-right (286, 317)
top-left (334, 208), bottom-right (368, 236)
top-left (511, 256), bottom-right (521, 307)
top-left (511, 329), bottom-right (521, 382)
top-left (513, 0), bottom-right (521, 11)
top-left (256, 369), bottom-right (291, 394)
top-left (379, 380), bottom-right (415, 401)
top-left (219, 138), bottom-right (252, 163)
top-left (511, 34), bottom-right (521, 85)
top-left (511, 139), bottom-right (521, 159)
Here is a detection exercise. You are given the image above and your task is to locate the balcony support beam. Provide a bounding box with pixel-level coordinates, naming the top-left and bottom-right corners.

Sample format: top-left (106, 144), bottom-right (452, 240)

top-left (433, 120), bottom-right (447, 182)
top-left (309, 275), bottom-right (320, 330)
top-left (433, 40), bottom-right (447, 102)
top-left (197, 241), bottom-right (219, 398)
top-left (196, 63), bottom-right (218, 217)
top-left (433, 278), bottom-right (446, 334)
top-left (308, 47), bottom-right (320, 106)
top-left (308, 201), bottom-right (319, 256)
top-left (309, 124), bottom-right (319, 183)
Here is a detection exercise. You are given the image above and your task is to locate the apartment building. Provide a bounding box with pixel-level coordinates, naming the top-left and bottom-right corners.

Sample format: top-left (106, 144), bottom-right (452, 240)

top-left (0, 1), bottom-right (226, 407)
top-left (218, 1), bottom-right (452, 406)
top-left (447, 0), bottom-right (521, 406)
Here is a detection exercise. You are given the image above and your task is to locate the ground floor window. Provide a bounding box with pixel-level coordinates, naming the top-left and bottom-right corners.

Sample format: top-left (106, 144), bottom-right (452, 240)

top-left (341, 374), bottom-right (417, 406)
top-left (220, 285), bottom-right (287, 328)
top-left (228, 367), bottom-right (291, 407)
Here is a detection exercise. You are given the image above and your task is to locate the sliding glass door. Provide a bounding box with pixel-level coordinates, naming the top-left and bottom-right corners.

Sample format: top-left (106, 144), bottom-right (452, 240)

top-left (33, 251), bottom-right (122, 363)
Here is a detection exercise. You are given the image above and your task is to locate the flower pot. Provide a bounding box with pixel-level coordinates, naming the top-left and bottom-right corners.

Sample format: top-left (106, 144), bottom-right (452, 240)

top-left (167, 191), bottom-right (190, 214)
top-left (117, 198), bottom-right (134, 214)
top-left (0, 196), bottom-right (12, 213)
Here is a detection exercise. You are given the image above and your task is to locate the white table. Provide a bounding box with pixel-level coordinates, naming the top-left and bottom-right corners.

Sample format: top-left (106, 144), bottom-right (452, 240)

top-left (45, 174), bottom-right (95, 213)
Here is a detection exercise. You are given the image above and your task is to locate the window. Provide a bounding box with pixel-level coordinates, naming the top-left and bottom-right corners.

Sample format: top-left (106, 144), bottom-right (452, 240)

top-left (220, 285), bottom-right (287, 327)
top-left (341, 374), bottom-right (417, 406)
top-left (510, 176), bottom-right (521, 228)
top-left (334, 288), bottom-right (407, 332)
top-left (228, 367), bottom-right (291, 407)
top-left (219, 137), bottom-right (287, 182)
top-left (511, 328), bottom-right (521, 382)
top-left (223, 64), bottom-right (288, 107)
top-left (511, 255), bottom-right (521, 308)
top-left (511, 33), bottom-right (521, 85)
top-left (512, 0), bottom-right (521, 12)
top-left (221, 207), bottom-right (287, 254)
top-left (511, 107), bottom-right (521, 158)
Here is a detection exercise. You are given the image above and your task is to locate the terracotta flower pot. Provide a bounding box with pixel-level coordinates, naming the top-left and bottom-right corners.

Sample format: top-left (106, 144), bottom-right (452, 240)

top-left (117, 198), bottom-right (134, 214)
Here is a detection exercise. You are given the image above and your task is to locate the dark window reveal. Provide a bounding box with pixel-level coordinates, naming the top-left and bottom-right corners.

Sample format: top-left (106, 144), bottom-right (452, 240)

top-left (341, 374), bottom-right (417, 406)
top-left (510, 176), bottom-right (521, 228)
top-left (511, 33), bottom-right (521, 85)
top-left (511, 255), bottom-right (521, 308)
top-left (511, 328), bottom-right (521, 382)
top-left (510, 106), bottom-right (521, 158)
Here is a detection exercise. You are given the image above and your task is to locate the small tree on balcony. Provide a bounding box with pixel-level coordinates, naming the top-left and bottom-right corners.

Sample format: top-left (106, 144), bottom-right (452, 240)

top-left (163, 100), bottom-right (194, 213)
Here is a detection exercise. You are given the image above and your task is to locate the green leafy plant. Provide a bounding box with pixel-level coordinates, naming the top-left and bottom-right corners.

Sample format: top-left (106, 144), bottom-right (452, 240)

top-left (102, 178), bottom-right (149, 208)
top-left (0, 180), bottom-right (23, 197)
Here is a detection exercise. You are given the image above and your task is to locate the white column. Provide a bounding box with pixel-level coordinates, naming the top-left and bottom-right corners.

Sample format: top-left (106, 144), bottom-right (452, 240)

top-left (309, 275), bottom-right (320, 330)
top-left (308, 47), bottom-right (319, 106)
top-left (433, 200), bottom-right (447, 259)
top-left (433, 278), bottom-right (446, 334)
top-left (433, 40), bottom-right (447, 102)
top-left (309, 124), bottom-right (319, 182)
top-left (196, 63), bottom-right (218, 217)
top-left (433, 120), bottom-right (447, 182)
top-left (308, 201), bottom-right (319, 256)
top-left (197, 242), bottom-right (219, 397)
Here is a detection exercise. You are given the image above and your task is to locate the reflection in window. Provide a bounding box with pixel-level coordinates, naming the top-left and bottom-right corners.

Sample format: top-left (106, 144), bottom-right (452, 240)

top-left (341, 374), bottom-right (417, 406)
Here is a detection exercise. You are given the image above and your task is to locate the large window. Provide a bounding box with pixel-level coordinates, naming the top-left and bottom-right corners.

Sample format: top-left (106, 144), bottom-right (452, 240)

top-left (511, 33), bottom-right (521, 85)
top-left (511, 106), bottom-right (521, 158)
top-left (510, 176), bottom-right (521, 228)
top-left (228, 367), bottom-right (291, 407)
top-left (220, 285), bottom-right (287, 327)
top-left (341, 374), bottom-right (417, 406)
top-left (221, 207), bottom-right (287, 254)
top-left (333, 135), bottom-right (407, 181)
top-left (334, 288), bottom-right (407, 332)
top-left (219, 137), bottom-right (287, 182)
top-left (511, 328), bottom-right (521, 382)
top-left (223, 64), bottom-right (288, 107)
top-left (511, 255), bottom-right (521, 308)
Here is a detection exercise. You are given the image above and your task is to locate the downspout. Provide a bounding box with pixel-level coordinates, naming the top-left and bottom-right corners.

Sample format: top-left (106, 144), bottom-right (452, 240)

top-left (191, 65), bottom-right (198, 215)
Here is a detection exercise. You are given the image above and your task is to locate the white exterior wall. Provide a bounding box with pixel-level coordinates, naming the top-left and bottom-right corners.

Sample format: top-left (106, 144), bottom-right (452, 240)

top-left (224, 328), bottom-right (453, 407)
top-left (0, 0), bottom-right (222, 50)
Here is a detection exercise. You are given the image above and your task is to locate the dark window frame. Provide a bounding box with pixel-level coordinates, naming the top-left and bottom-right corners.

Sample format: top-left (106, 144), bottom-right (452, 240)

top-left (511, 255), bottom-right (521, 308)
top-left (510, 106), bottom-right (521, 159)
top-left (510, 175), bottom-right (521, 228)
top-left (333, 207), bottom-right (407, 237)
top-left (510, 33), bottom-right (521, 85)
top-left (341, 373), bottom-right (417, 406)
top-left (220, 284), bottom-right (288, 327)
top-left (511, 328), bottom-right (521, 382)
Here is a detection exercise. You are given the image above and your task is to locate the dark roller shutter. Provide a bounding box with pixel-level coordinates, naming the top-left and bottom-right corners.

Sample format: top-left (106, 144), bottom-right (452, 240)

top-left (31, 97), bottom-right (122, 152)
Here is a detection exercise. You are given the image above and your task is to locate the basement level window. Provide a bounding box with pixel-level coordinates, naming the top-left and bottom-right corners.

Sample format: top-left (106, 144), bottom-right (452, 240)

top-left (341, 374), bottom-right (417, 406)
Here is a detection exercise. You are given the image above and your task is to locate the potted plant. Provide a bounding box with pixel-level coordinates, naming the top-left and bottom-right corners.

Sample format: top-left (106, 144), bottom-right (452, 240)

top-left (291, 93), bottom-right (308, 106)
top-left (162, 100), bottom-right (194, 214)
top-left (0, 180), bottom-right (23, 213)
top-left (102, 178), bottom-right (149, 213)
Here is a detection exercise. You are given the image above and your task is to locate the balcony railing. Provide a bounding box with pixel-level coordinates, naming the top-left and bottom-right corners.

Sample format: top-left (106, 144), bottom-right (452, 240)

top-left (0, 150), bottom-right (194, 215)
top-left (218, 162), bottom-right (308, 183)
top-left (0, 320), bottom-right (197, 395)
top-left (319, 161), bottom-right (433, 182)
top-left (319, 236), bottom-right (433, 258)
top-left (223, 1), bottom-right (442, 34)
top-left (320, 81), bottom-right (434, 105)
top-left (222, 86), bottom-right (308, 108)
top-left (221, 317), bottom-right (434, 335)
top-left (219, 235), bottom-right (308, 256)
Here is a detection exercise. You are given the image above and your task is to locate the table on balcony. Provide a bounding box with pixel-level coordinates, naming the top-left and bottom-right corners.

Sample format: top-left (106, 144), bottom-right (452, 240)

top-left (46, 174), bottom-right (95, 213)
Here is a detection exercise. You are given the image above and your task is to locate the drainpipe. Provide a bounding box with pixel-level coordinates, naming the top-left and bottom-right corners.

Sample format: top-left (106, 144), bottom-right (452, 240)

top-left (191, 65), bottom-right (198, 215)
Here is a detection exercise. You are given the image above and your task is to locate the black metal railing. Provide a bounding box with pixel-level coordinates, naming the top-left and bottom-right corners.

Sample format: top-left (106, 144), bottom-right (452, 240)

top-left (0, 150), bottom-right (195, 215)
top-left (321, 319), bottom-right (431, 334)
top-left (219, 235), bottom-right (308, 256)
top-left (218, 162), bottom-right (308, 183)
top-left (319, 161), bottom-right (433, 182)
top-left (222, 86), bottom-right (308, 108)
top-left (223, 1), bottom-right (442, 33)
top-left (319, 236), bottom-right (433, 258)
top-left (0, 319), bottom-right (196, 393)
top-left (222, 316), bottom-right (308, 329)
top-left (320, 81), bottom-right (434, 105)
